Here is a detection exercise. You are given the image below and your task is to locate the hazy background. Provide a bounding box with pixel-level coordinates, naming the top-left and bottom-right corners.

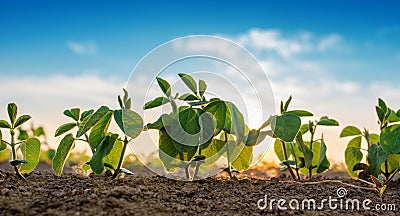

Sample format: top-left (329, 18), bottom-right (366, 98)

top-left (1, 1), bottom-right (400, 165)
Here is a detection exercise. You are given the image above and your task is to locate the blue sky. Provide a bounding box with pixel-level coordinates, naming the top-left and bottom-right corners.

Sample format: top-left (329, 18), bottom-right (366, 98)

top-left (1, 1), bottom-right (399, 82)
top-left (1, 1), bottom-right (400, 163)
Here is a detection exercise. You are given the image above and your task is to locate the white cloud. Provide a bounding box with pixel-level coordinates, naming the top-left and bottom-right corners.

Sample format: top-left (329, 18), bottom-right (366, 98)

top-left (66, 41), bottom-right (98, 55)
top-left (318, 34), bottom-right (344, 52)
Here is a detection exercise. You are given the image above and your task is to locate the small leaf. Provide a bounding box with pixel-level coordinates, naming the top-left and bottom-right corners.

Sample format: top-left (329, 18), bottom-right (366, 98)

top-left (143, 97), bottom-right (169, 109)
top-left (245, 130), bottom-right (268, 146)
top-left (114, 109), bottom-right (143, 139)
top-left (178, 73), bottom-right (198, 95)
top-left (295, 134), bottom-right (313, 169)
top-left (340, 126), bottom-right (362, 137)
top-left (203, 101), bottom-right (226, 135)
top-left (316, 139), bottom-right (330, 173)
top-left (52, 134), bottom-right (75, 176)
top-left (271, 113), bottom-right (301, 142)
top-left (63, 108), bottom-right (80, 121)
top-left (17, 128), bottom-right (29, 141)
top-left (199, 80), bottom-right (207, 98)
top-left (283, 96), bottom-right (292, 112)
top-left (20, 138), bottom-right (41, 173)
top-left (76, 106), bottom-right (110, 137)
top-left (7, 103), bottom-right (17, 126)
top-left (178, 93), bottom-right (199, 101)
top-left (33, 127), bottom-right (45, 137)
top-left (156, 77), bottom-right (171, 97)
top-left (0, 120), bottom-right (11, 129)
top-left (258, 115), bottom-right (273, 130)
top-left (188, 101), bottom-right (210, 106)
top-left (89, 111), bottom-right (112, 149)
top-left (55, 122), bottom-right (77, 137)
top-left (388, 109), bottom-right (400, 123)
top-left (231, 145), bottom-right (253, 172)
top-left (380, 124), bottom-right (400, 154)
top-left (299, 124), bottom-right (309, 134)
top-left (317, 116), bottom-right (339, 126)
top-left (145, 114), bottom-right (174, 130)
top-left (80, 110), bottom-right (94, 121)
top-left (376, 106), bottom-right (385, 123)
top-left (104, 140), bottom-right (123, 169)
top-left (284, 110), bottom-right (313, 117)
top-left (345, 136), bottom-right (363, 177)
top-left (90, 134), bottom-right (119, 174)
top-left (368, 144), bottom-right (388, 177)
top-left (14, 115), bottom-right (31, 128)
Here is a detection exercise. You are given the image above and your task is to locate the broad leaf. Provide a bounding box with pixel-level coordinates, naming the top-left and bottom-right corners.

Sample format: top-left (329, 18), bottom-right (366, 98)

top-left (19, 138), bottom-right (41, 173)
top-left (271, 113), bottom-right (301, 142)
top-left (103, 140), bottom-right (123, 169)
top-left (156, 77), bottom-right (171, 97)
top-left (52, 134), bottom-right (75, 176)
top-left (340, 126), bottom-right (362, 137)
top-left (199, 80), bottom-right (207, 98)
top-left (388, 109), bottom-right (400, 123)
top-left (178, 93), bottom-right (199, 101)
top-left (89, 111), bottom-right (112, 149)
top-left (380, 124), bottom-right (400, 154)
top-left (382, 154), bottom-right (400, 175)
top-left (316, 140), bottom-right (330, 173)
top-left (178, 73), bottom-right (197, 94)
top-left (295, 134), bottom-right (313, 170)
top-left (344, 136), bottom-right (363, 178)
top-left (144, 97), bottom-right (169, 109)
top-left (284, 110), bottom-right (313, 117)
top-left (170, 108), bottom-right (201, 153)
top-left (76, 106), bottom-right (109, 137)
top-left (204, 101), bottom-right (226, 135)
top-left (14, 115), bottom-right (31, 128)
top-left (114, 109), bottom-right (143, 139)
top-left (89, 134), bottom-right (118, 174)
top-left (317, 116), bottom-right (339, 126)
top-left (368, 144), bottom-right (388, 177)
top-left (7, 103), bottom-right (17, 126)
top-left (232, 145), bottom-right (253, 172)
top-left (0, 120), bottom-right (11, 129)
top-left (224, 102), bottom-right (246, 143)
top-left (202, 138), bottom-right (225, 166)
top-left (55, 122), bottom-right (77, 137)
top-left (80, 109), bottom-right (94, 121)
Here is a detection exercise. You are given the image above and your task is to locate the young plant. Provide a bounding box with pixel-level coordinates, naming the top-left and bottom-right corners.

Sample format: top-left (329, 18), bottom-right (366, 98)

top-left (144, 73), bottom-right (269, 180)
top-left (0, 103), bottom-right (41, 180)
top-left (341, 98), bottom-right (400, 200)
top-left (266, 96), bottom-right (338, 181)
top-left (52, 89), bottom-right (143, 179)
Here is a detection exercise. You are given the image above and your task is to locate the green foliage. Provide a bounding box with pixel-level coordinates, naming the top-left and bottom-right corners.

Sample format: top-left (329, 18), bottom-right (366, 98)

top-left (52, 89), bottom-right (143, 179)
top-left (145, 73), bottom-right (269, 180)
top-left (0, 103), bottom-right (40, 180)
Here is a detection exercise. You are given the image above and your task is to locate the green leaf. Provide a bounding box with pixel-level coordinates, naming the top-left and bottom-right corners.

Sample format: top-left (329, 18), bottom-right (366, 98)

top-left (370, 133), bottom-right (380, 145)
top-left (245, 130), bottom-right (269, 146)
top-left (380, 124), bottom-right (400, 154)
top-left (340, 126), bottom-right (362, 137)
top-left (76, 106), bottom-right (109, 137)
top-left (55, 122), bottom-right (77, 137)
top-left (145, 114), bottom-right (174, 130)
top-left (295, 134), bottom-right (313, 170)
top-left (317, 116), bottom-right (339, 126)
top-left (353, 163), bottom-right (369, 171)
top-left (345, 136), bottom-right (363, 178)
top-left (299, 124), bottom-right (309, 134)
top-left (14, 115), bottom-right (31, 128)
top-left (388, 109), bottom-right (400, 123)
top-left (89, 134), bottom-right (119, 174)
top-left (376, 106), bottom-right (385, 123)
top-left (203, 101), bottom-right (226, 135)
top-left (19, 138), bottom-right (41, 173)
top-left (258, 115), bottom-right (273, 131)
top-left (170, 108), bottom-right (201, 153)
top-left (231, 145), bottom-right (253, 172)
top-left (103, 140), bottom-right (123, 169)
top-left (63, 108), bottom-right (80, 121)
top-left (316, 139), bottom-right (330, 173)
top-left (114, 109), bottom-right (143, 139)
top-left (383, 154), bottom-right (400, 174)
top-left (7, 103), bottom-right (17, 126)
top-left (368, 144), bottom-right (388, 177)
top-left (178, 93), bottom-right (199, 101)
top-left (80, 109), bottom-right (94, 121)
top-left (224, 102), bottom-right (246, 143)
top-left (178, 73), bottom-right (197, 94)
top-left (52, 134), bottom-right (75, 176)
top-left (271, 113), bottom-right (301, 142)
top-left (33, 127), bottom-right (45, 137)
top-left (17, 128), bottom-right (29, 141)
top-left (188, 101), bottom-right (210, 106)
top-left (143, 97), bottom-right (169, 109)
top-left (284, 110), bottom-right (313, 117)
top-left (283, 96), bottom-right (292, 112)
top-left (156, 77), bottom-right (171, 97)
top-left (201, 138), bottom-right (225, 166)
top-left (89, 111), bottom-right (112, 149)
top-left (378, 98), bottom-right (388, 113)
top-left (0, 142), bottom-right (6, 151)
top-left (0, 120), bottom-right (11, 129)
top-left (199, 80), bottom-right (207, 98)
top-left (274, 139), bottom-right (287, 162)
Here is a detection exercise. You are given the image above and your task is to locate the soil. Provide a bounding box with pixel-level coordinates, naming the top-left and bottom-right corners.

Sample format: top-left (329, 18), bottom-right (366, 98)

top-left (0, 166), bottom-right (399, 216)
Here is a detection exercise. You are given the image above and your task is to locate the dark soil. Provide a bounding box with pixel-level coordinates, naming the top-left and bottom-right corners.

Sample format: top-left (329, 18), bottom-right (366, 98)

top-left (0, 167), bottom-right (399, 216)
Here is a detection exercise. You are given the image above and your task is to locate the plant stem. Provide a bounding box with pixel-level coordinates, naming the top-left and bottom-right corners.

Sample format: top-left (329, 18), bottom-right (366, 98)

top-left (384, 160), bottom-right (389, 179)
top-left (281, 140), bottom-right (297, 181)
top-left (308, 130), bottom-right (315, 182)
top-left (224, 132), bottom-right (232, 178)
top-left (179, 152), bottom-right (190, 179)
top-left (289, 142), bottom-right (301, 181)
top-left (10, 129), bottom-right (25, 180)
top-left (111, 136), bottom-right (129, 180)
top-left (193, 146), bottom-right (202, 180)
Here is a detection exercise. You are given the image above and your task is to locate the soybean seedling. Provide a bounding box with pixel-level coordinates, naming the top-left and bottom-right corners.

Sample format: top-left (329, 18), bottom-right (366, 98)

top-left (52, 89), bottom-right (143, 179)
top-left (0, 103), bottom-right (41, 180)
